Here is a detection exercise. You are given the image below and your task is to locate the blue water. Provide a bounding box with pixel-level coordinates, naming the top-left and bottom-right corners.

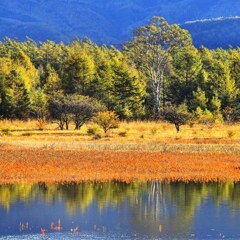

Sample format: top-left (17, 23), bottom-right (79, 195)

top-left (0, 182), bottom-right (240, 239)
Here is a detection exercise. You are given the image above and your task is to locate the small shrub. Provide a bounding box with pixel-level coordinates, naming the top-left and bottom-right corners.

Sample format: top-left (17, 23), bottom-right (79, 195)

top-left (36, 118), bottom-right (47, 131)
top-left (92, 133), bottom-right (102, 140)
top-left (195, 108), bottom-right (215, 125)
top-left (140, 134), bottom-right (144, 139)
top-left (87, 125), bottom-right (99, 135)
top-left (119, 131), bottom-right (127, 137)
top-left (227, 130), bottom-right (235, 138)
top-left (151, 127), bottom-right (157, 135)
top-left (214, 113), bottom-right (224, 123)
top-left (2, 128), bottom-right (11, 136)
top-left (189, 122), bottom-right (195, 128)
top-left (87, 128), bottom-right (96, 135)
top-left (22, 132), bottom-right (32, 137)
top-left (162, 107), bottom-right (191, 133)
top-left (162, 125), bottom-right (167, 131)
top-left (95, 111), bottom-right (119, 134)
top-left (223, 107), bottom-right (240, 124)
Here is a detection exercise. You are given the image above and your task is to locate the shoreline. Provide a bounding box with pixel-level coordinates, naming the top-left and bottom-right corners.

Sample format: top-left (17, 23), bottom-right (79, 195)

top-left (1, 121), bottom-right (240, 184)
top-left (0, 143), bottom-right (240, 184)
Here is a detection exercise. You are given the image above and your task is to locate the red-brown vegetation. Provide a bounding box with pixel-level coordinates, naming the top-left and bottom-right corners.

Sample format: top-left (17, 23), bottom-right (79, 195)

top-left (0, 145), bottom-right (240, 184)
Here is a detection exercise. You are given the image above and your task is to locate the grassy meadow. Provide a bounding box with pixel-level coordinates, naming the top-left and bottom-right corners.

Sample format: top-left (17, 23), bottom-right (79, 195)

top-left (0, 120), bottom-right (240, 184)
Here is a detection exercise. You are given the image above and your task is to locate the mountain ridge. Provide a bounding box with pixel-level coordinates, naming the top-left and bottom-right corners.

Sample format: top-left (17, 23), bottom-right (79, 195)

top-left (0, 0), bottom-right (240, 48)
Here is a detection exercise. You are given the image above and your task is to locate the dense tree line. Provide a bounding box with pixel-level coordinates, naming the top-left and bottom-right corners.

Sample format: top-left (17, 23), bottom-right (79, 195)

top-left (0, 17), bottom-right (240, 126)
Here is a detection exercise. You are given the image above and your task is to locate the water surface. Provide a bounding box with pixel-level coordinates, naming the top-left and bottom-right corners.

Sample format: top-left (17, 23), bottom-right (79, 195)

top-left (0, 181), bottom-right (240, 239)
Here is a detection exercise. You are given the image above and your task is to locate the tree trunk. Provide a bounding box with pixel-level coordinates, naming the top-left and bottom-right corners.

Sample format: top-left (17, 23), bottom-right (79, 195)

top-left (58, 121), bottom-right (64, 130)
top-left (104, 127), bottom-right (108, 134)
top-left (65, 120), bottom-right (69, 130)
top-left (75, 120), bottom-right (79, 130)
top-left (154, 80), bottom-right (161, 118)
top-left (175, 124), bottom-right (180, 133)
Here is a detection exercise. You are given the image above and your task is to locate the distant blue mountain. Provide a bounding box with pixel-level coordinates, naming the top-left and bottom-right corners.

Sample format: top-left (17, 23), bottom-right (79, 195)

top-left (0, 0), bottom-right (240, 48)
top-left (182, 17), bottom-right (240, 48)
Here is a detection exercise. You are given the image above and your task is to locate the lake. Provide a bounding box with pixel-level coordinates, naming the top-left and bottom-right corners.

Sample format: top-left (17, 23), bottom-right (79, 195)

top-left (0, 181), bottom-right (240, 239)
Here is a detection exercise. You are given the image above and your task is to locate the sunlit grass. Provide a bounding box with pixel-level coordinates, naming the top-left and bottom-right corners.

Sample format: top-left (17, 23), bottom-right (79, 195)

top-left (0, 119), bottom-right (240, 138)
top-left (0, 120), bottom-right (240, 150)
top-left (1, 120), bottom-right (240, 184)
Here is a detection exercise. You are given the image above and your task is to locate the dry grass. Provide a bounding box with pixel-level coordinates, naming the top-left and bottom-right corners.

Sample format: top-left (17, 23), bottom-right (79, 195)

top-left (0, 147), bottom-right (240, 184)
top-left (1, 120), bottom-right (240, 184)
top-left (1, 119), bottom-right (240, 140)
top-left (1, 120), bottom-right (240, 152)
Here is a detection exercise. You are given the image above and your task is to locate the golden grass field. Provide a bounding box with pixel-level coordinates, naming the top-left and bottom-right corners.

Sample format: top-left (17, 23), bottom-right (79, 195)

top-left (0, 120), bottom-right (240, 184)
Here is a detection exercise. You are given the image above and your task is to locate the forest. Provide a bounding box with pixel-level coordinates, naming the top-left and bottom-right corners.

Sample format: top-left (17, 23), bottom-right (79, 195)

top-left (0, 17), bottom-right (240, 128)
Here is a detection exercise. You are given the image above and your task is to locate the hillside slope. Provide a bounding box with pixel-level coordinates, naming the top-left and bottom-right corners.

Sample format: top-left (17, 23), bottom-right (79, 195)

top-left (0, 0), bottom-right (240, 48)
top-left (182, 17), bottom-right (240, 48)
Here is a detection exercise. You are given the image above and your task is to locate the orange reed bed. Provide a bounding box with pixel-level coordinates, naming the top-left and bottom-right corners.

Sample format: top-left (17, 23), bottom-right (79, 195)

top-left (0, 147), bottom-right (240, 184)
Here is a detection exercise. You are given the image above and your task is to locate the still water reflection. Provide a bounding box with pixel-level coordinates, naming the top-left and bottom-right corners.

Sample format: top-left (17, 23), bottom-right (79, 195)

top-left (0, 181), bottom-right (240, 239)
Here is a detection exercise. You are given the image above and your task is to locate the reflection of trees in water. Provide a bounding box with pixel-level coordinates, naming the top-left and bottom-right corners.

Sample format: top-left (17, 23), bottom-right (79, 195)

top-left (59, 181), bottom-right (148, 215)
top-left (0, 183), bottom-right (38, 211)
top-left (207, 182), bottom-right (240, 210)
top-left (0, 181), bottom-right (147, 214)
top-left (130, 182), bottom-right (208, 235)
top-left (0, 181), bottom-right (240, 221)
